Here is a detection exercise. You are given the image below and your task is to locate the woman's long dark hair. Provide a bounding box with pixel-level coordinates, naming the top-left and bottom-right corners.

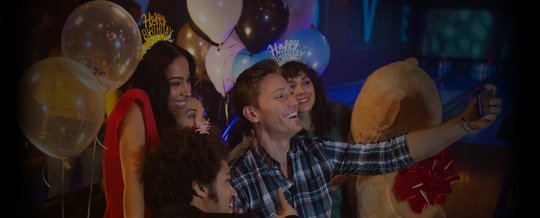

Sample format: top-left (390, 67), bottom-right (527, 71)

top-left (281, 61), bottom-right (336, 139)
top-left (121, 41), bottom-right (195, 137)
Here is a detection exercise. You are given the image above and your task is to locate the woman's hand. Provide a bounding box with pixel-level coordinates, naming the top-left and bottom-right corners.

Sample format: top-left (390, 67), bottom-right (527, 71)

top-left (275, 188), bottom-right (298, 218)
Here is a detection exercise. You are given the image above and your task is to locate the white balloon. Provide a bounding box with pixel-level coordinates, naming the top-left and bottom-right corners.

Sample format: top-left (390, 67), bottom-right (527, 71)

top-left (187, 0), bottom-right (243, 45)
top-left (205, 32), bottom-right (245, 96)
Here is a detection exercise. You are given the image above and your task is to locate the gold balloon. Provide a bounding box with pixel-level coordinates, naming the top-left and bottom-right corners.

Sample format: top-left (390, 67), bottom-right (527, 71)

top-left (176, 23), bottom-right (210, 79)
top-left (18, 57), bottom-right (105, 160)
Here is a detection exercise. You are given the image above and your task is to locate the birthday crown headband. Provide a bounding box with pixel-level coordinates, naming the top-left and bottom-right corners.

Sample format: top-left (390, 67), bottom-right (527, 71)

top-left (267, 40), bottom-right (306, 66)
top-left (140, 12), bottom-right (173, 58)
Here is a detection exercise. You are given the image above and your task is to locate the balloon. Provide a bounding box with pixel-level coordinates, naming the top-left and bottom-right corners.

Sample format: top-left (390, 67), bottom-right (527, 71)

top-left (286, 28), bottom-right (330, 75)
top-left (18, 57), bottom-right (105, 160)
top-left (61, 0), bottom-right (142, 92)
top-left (232, 48), bottom-right (273, 80)
top-left (187, 0), bottom-right (243, 45)
top-left (105, 89), bottom-right (119, 118)
top-left (282, 0), bottom-right (315, 39)
top-left (176, 23), bottom-right (211, 79)
top-left (205, 32), bottom-right (245, 96)
top-left (235, 0), bottom-right (289, 54)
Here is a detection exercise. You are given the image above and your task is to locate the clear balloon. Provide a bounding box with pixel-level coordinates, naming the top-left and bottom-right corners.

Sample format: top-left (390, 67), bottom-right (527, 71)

top-left (18, 57), bottom-right (105, 160)
top-left (187, 0), bottom-right (243, 45)
top-left (61, 0), bottom-right (142, 92)
top-left (235, 0), bottom-right (289, 54)
top-left (282, 0), bottom-right (315, 39)
top-left (232, 48), bottom-right (273, 81)
top-left (176, 23), bottom-right (211, 79)
top-left (205, 32), bottom-right (245, 96)
top-left (286, 28), bottom-right (330, 75)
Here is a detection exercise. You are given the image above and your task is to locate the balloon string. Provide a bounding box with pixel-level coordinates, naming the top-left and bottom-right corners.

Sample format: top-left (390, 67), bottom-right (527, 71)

top-left (217, 94), bottom-right (224, 127)
top-left (86, 138), bottom-right (97, 218)
top-left (198, 81), bottom-right (204, 108)
top-left (220, 80), bottom-right (227, 125)
top-left (61, 160), bottom-right (66, 218)
top-left (225, 94), bottom-right (229, 126)
top-left (96, 136), bottom-right (108, 150)
top-left (79, 114), bottom-right (86, 129)
top-left (42, 163), bottom-right (51, 188)
top-left (96, 107), bottom-right (108, 151)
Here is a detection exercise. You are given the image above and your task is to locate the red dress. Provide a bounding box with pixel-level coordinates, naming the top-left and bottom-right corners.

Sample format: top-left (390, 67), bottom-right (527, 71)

top-left (102, 89), bottom-right (160, 218)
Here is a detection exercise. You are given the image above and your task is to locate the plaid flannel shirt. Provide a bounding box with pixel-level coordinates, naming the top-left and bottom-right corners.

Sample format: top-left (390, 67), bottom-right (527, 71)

top-left (230, 135), bottom-right (415, 218)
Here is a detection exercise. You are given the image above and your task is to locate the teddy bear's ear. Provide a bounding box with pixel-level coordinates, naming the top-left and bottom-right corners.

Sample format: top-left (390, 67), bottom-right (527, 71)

top-left (375, 89), bottom-right (406, 130)
top-left (404, 57), bottom-right (419, 66)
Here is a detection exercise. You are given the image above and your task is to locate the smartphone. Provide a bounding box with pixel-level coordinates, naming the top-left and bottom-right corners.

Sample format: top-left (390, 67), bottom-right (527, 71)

top-left (476, 88), bottom-right (493, 117)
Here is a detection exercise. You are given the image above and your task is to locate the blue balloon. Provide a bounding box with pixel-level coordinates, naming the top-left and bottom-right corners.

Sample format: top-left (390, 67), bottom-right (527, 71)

top-left (286, 28), bottom-right (330, 75)
top-left (232, 48), bottom-right (273, 80)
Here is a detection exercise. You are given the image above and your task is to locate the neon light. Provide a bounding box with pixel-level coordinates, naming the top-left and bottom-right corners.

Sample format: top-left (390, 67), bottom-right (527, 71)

top-left (400, 4), bottom-right (410, 43)
top-left (362, 0), bottom-right (378, 43)
top-left (221, 115), bottom-right (238, 141)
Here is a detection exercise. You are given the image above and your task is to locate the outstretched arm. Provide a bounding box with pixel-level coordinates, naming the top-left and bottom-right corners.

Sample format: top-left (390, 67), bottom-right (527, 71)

top-left (407, 84), bottom-right (502, 161)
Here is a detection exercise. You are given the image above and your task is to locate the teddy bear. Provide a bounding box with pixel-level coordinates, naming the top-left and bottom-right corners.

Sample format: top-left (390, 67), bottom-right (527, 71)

top-left (349, 57), bottom-right (460, 218)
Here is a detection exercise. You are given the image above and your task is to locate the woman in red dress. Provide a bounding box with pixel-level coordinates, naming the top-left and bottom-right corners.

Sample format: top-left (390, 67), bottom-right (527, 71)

top-left (102, 40), bottom-right (196, 218)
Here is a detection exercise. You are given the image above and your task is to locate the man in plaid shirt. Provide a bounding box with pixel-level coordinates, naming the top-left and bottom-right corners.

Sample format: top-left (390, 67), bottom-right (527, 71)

top-left (229, 59), bottom-right (501, 218)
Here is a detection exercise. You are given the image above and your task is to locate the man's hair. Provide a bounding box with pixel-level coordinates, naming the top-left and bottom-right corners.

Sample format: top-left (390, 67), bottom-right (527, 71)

top-left (121, 41), bottom-right (196, 137)
top-left (280, 61), bottom-right (338, 139)
top-left (231, 58), bottom-right (281, 125)
top-left (143, 126), bottom-right (227, 208)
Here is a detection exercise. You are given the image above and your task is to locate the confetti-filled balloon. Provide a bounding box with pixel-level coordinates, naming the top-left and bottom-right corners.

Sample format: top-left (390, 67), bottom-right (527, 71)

top-left (62, 1), bottom-right (142, 92)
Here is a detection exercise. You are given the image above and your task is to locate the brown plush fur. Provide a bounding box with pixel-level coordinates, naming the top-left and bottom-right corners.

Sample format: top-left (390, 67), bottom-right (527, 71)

top-left (350, 58), bottom-right (446, 218)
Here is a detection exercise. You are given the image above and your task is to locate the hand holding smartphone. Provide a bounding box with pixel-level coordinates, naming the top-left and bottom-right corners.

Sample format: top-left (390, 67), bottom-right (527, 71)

top-left (476, 88), bottom-right (493, 117)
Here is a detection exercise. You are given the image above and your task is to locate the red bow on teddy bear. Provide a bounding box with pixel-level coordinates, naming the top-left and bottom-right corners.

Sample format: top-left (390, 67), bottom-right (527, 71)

top-left (393, 148), bottom-right (460, 213)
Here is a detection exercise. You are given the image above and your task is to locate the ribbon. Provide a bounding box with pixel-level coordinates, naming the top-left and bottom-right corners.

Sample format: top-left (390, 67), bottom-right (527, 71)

top-left (393, 148), bottom-right (460, 213)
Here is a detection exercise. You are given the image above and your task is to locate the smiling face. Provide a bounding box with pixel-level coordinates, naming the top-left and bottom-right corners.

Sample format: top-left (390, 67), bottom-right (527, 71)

top-left (175, 96), bottom-right (205, 128)
top-left (205, 161), bottom-right (237, 213)
top-left (166, 56), bottom-right (192, 114)
top-left (287, 71), bottom-right (315, 113)
top-left (252, 73), bottom-right (303, 137)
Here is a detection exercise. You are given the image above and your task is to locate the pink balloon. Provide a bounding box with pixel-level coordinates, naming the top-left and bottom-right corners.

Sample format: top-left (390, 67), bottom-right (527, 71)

top-left (282, 0), bottom-right (315, 39)
top-left (205, 32), bottom-right (245, 96)
top-left (229, 30), bottom-right (243, 46)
